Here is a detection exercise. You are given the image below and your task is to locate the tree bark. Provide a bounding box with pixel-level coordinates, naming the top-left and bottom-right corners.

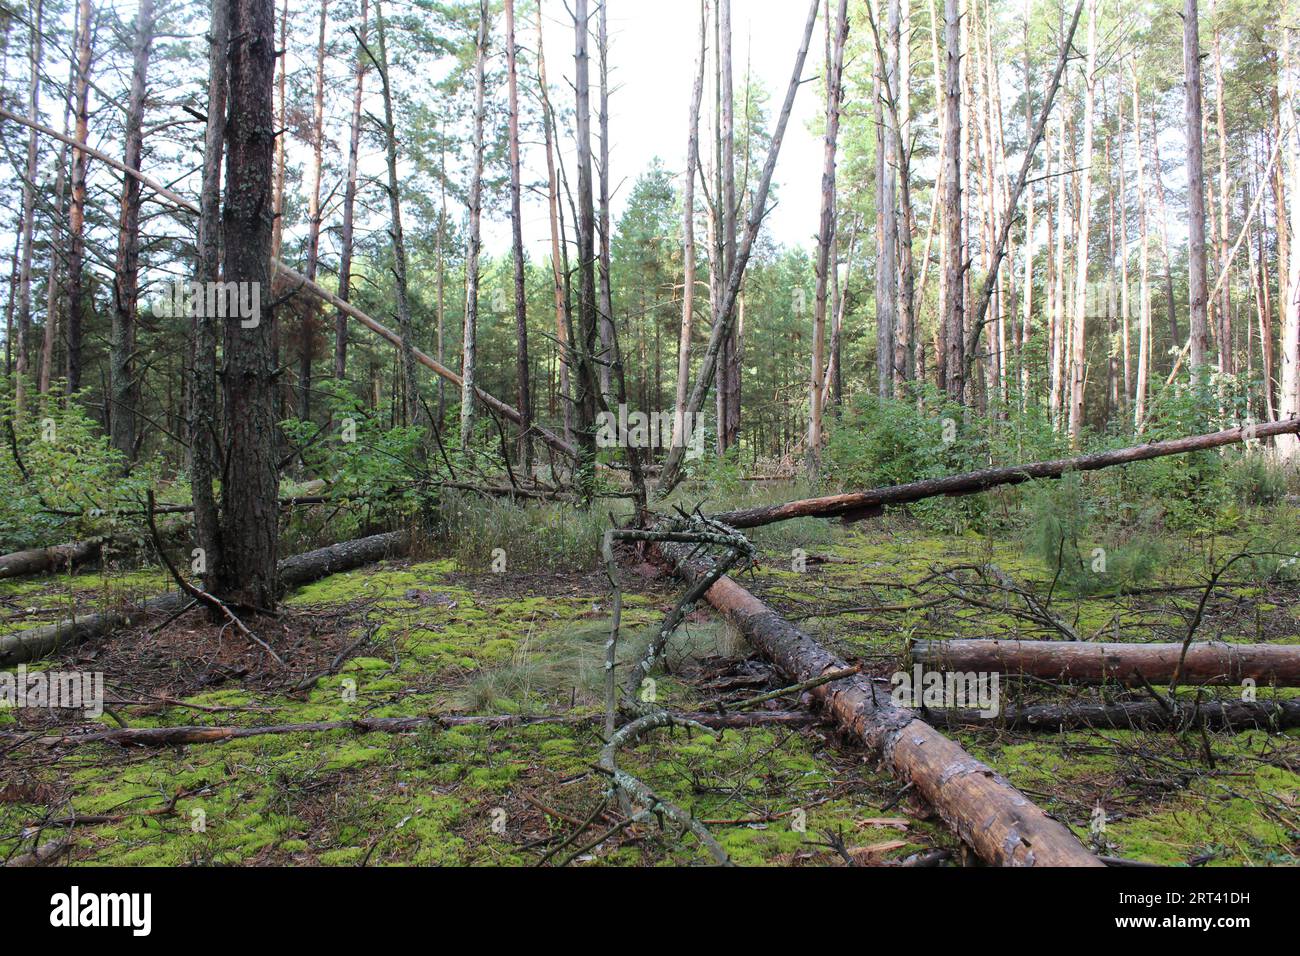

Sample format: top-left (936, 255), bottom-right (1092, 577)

top-left (505, 0), bottom-right (533, 471)
top-left (334, 0), bottom-right (368, 380)
top-left (64, 0), bottom-right (94, 397)
top-left (216, 0), bottom-right (280, 611)
top-left (297, 0), bottom-right (329, 422)
top-left (714, 417), bottom-right (1300, 529)
top-left (673, 0), bottom-right (707, 456)
top-left (1067, 0), bottom-right (1096, 446)
top-left (371, 0), bottom-right (421, 429)
top-left (923, 697), bottom-right (1300, 733)
top-left (572, 0), bottom-right (602, 494)
top-left (940, 0), bottom-right (964, 400)
top-left (809, 0), bottom-right (848, 472)
top-left (656, 0), bottom-right (820, 496)
top-left (110, 0), bottom-right (155, 461)
top-left (13, 0), bottom-right (43, 412)
top-left (460, 1), bottom-right (489, 448)
top-left (912, 639), bottom-right (1300, 687)
top-left (191, 0), bottom-right (229, 590)
top-left (1184, 0), bottom-right (1209, 372)
top-left (659, 541), bottom-right (1101, 866)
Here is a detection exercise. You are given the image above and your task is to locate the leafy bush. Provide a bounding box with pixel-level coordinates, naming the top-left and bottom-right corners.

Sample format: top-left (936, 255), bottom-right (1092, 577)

top-left (0, 385), bottom-right (165, 551)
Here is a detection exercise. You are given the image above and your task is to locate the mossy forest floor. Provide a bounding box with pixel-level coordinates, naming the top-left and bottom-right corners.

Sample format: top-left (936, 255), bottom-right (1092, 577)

top-left (3, 496), bottom-right (1299, 866)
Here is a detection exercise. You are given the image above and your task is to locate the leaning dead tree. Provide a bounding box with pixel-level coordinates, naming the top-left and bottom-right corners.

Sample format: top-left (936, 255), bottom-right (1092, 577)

top-left (714, 418), bottom-right (1300, 529)
top-left (912, 639), bottom-right (1300, 687)
top-left (656, 538), bottom-right (1101, 866)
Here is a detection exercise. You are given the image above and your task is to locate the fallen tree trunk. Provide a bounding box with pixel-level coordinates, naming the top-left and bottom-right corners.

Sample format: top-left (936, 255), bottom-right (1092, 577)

top-left (912, 639), bottom-right (1300, 687)
top-left (0, 538), bottom-right (103, 580)
top-left (10, 710), bottom-right (816, 748)
top-left (714, 419), bottom-right (1300, 529)
top-left (921, 696), bottom-right (1300, 732)
top-left (0, 106), bottom-right (576, 463)
top-left (0, 531), bottom-right (408, 667)
top-left (658, 542), bottom-right (1102, 867)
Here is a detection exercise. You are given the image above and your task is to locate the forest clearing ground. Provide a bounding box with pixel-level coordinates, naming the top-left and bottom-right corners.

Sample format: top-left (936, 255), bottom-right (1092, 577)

top-left (2, 513), bottom-right (1298, 866)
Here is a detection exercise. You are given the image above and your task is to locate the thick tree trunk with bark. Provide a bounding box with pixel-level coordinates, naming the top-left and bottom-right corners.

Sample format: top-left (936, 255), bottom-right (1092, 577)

top-left (192, 0), bottom-right (229, 590)
top-left (573, 0), bottom-right (602, 494)
top-left (216, 0), bottom-right (280, 611)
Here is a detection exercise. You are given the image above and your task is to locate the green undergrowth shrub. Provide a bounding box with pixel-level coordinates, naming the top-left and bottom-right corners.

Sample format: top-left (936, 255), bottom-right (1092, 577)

top-left (0, 383), bottom-right (167, 552)
top-left (437, 489), bottom-right (608, 574)
top-left (1025, 475), bottom-right (1165, 595)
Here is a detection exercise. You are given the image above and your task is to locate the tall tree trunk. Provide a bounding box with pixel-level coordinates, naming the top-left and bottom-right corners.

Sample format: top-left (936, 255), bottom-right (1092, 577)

top-left (110, 0), bottom-right (155, 461)
top-left (572, 0), bottom-right (601, 494)
top-left (216, 0), bottom-right (279, 611)
top-left (1150, 111), bottom-right (1180, 351)
top-left (876, 0), bottom-right (898, 399)
top-left (716, 0), bottom-right (740, 451)
top-left (65, 0), bottom-right (93, 398)
top-left (192, 0), bottom-right (229, 590)
top-left (270, 0), bottom-right (287, 265)
top-left (460, 1), bottom-right (489, 448)
top-left (1211, 0), bottom-right (1231, 376)
top-left (1184, 0), bottom-right (1209, 372)
top-left (298, 0), bottom-right (329, 421)
top-left (535, 6), bottom-right (573, 448)
top-left (1068, 0), bottom-right (1096, 447)
top-left (657, 0), bottom-right (819, 495)
top-left (13, 0), bottom-right (44, 412)
top-left (334, 0), bottom-right (368, 380)
top-left (673, 0), bottom-right (707, 454)
top-left (39, 33), bottom-right (77, 398)
top-left (810, 0), bottom-right (848, 473)
top-left (1132, 68), bottom-right (1152, 430)
top-left (940, 0), bottom-right (963, 400)
top-left (1278, 20), bottom-right (1300, 461)
top-left (506, 0), bottom-right (533, 470)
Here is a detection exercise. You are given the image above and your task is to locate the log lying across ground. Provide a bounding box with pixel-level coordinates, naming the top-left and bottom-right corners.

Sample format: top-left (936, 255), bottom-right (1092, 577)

top-left (0, 483), bottom-right (329, 582)
top-left (9, 711), bottom-right (816, 749)
top-left (912, 639), bottom-right (1300, 687)
top-left (0, 539), bottom-right (104, 580)
top-left (657, 541), bottom-right (1102, 867)
top-left (0, 531), bottom-right (408, 667)
top-left (923, 697), bottom-right (1300, 732)
top-left (714, 418), bottom-right (1300, 529)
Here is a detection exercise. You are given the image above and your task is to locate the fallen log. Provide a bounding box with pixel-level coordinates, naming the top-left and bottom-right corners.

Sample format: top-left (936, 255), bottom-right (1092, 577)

top-left (0, 531), bottom-right (408, 667)
top-left (0, 483), bottom-right (330, 582)
top-left (9, 710), bottom-right (816, 748)
top-left (714, 418), bottom-right (1300, 529)
top-left (912, 639), bottom-right (1300, 687)
top-left (0, 538), bottom-right (103, 580)
top-left (657, 541), bottom-right (1102, 867)
top-left (921, 696), bottom-right (1300, 732)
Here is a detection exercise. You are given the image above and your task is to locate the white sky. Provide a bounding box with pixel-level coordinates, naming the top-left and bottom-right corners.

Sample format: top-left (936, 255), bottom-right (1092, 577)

top-left (494, 0), bottom-right (826, 257)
